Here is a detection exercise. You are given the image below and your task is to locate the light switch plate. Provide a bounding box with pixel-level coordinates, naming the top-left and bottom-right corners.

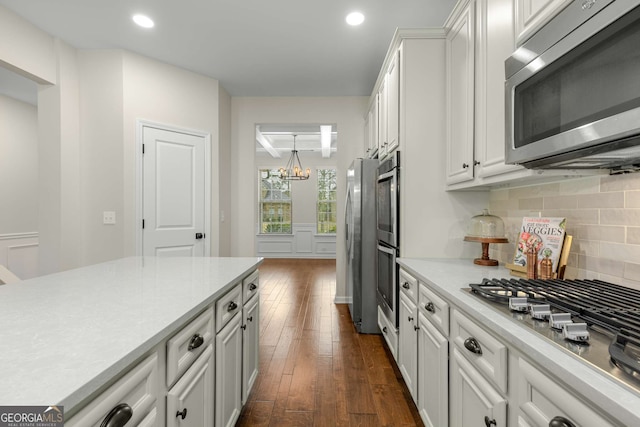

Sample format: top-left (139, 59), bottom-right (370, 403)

top-left (103, 211), bottom-right (116, 225)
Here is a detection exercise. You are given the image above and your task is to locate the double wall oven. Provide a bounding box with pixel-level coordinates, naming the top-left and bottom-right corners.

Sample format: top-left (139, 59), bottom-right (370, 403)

top-left (377, 152), bottom-right (400, 327)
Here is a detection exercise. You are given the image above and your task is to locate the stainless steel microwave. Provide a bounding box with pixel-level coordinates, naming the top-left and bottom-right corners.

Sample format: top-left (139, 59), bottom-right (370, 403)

top-left (505, 0), bottom-right (640, 171)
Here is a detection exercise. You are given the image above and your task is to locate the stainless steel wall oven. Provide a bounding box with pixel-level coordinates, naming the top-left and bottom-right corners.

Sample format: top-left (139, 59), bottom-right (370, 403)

top-left (376, 152), bottom-right (400, 327)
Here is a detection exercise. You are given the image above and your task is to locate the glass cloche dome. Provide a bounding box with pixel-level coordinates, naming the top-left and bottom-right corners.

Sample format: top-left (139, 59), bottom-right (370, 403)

top-left (467, 209), bottom-right (506, 238)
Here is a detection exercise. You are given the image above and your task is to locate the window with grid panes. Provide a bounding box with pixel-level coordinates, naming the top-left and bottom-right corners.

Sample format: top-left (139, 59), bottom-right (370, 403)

top-left (259, 169), bottom-right (292, 233)
top-left (316, 169), bottom-right (337, 234)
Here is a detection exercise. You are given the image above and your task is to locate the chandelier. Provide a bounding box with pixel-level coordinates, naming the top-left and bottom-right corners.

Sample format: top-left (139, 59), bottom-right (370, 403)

top-left (279, 134), bottom-right (310, 180)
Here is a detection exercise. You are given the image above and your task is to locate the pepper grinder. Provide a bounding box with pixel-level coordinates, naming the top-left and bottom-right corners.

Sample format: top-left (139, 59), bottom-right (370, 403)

top-left (526, 246), bottom-right (538, 279)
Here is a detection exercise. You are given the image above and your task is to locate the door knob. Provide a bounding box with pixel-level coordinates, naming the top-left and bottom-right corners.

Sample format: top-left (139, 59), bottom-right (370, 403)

top-left (195, 232), bottom-right (205, 239)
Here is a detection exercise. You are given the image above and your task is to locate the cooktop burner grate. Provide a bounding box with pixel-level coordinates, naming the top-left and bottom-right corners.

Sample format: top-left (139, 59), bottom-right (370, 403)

top-left (470, 278), bottom-right (640, 382)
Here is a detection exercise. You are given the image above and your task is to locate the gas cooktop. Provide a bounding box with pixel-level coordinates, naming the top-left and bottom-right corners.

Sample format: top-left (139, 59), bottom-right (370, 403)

top-left (467, 277), bottom-right (640, 391)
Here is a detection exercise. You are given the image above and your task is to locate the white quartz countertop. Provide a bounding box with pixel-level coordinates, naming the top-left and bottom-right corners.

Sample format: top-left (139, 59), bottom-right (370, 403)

top-left (397, 258), bottom-right (640, 427)
top-left (0, 256), bottom-right (262, 411)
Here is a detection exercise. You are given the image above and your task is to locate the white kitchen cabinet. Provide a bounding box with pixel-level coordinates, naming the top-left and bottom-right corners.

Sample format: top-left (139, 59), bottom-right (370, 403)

top-left (215, 311), bottom-right (243, 427)
top-left (385, 49), bottom-right (400, 156)
top-left (66, 353), bottom-right (159, 427)
top-left (446, 0), bottom-right (476, 185)
top-left (378, 305), bottom-right (398, 361)
top-left (370, 94), bottom-right (379, 158)
top-left (516, 358), bottom-right (615, 427)
top-left (398, 288), bottom-right (418, 402)
top-left (450, 347), bottom-right (507, 427)
top-left (474, 0), bottom-right (521, 180)
top-left (378, 78), bottom-right (388, 159)
top-left (242, 293), bottom-right (260, 404)
top-left (514, 0), bottom-right (573, 46)
top-left (417, 311), bottom-right (448, 427)
top-left (167, 345), bottom-right (214, 427)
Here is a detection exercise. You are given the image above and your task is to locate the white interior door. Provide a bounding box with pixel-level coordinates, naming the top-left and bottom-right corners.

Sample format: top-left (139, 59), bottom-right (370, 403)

top-left (142, 125), bottom-right (208, 257)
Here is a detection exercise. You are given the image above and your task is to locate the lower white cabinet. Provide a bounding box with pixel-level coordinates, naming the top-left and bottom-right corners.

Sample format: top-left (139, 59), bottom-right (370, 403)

top-left (450, 347), bottom-right (507, 427)
top-left (398, 289), bottom-right (418, 402)
top-left (516, 358), bottom-right (615, 427)
top-left (65, 353), bottom-right (159, 427)
top-left (215, 312), bottom-right (243, 427)
top-left (378, 305), bottom-right (398, 361)
top-left (242, 294), bottom-right (260, 404)
top-left (167, 345), bottom-right (214, 427)
top-left (417, 312), bottom-right (448, 427)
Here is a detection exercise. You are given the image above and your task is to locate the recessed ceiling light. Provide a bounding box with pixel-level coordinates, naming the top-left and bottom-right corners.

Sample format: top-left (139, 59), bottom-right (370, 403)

top-left (133, 14), bottom-right (155, 29)
top-left (346, 12), bottom-right (365, 26)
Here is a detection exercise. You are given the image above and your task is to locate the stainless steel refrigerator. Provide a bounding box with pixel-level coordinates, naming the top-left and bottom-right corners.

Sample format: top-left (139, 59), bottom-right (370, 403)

top-left (345, 158), bottom-right (379, 334)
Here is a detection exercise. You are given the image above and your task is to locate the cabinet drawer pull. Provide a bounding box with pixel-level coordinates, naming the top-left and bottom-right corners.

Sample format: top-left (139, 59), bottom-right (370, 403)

top-left (464, 337), bottom-right (483, 355)
top-left (425, 302), bottom-right (435, 313)
top-left (549, 416), bottom-right (576, 427)
top-left (227, 301), bottom-right (238, 311)
top-left (176, 408), bottom-right (188, 420)
top-left (402, 281), bottom-right (410, 289)
top-left (249, 283), bottom-right (257, 291)
top-left (100, 403), bottom-right (132, 427)
top-left (188, 333), bottom-right (204, 351)
top-left (484, 416), bottom-right (496, 426)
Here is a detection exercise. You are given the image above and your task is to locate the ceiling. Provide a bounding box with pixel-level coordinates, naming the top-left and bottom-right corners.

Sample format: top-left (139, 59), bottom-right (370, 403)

top-left (0, 0), bottom-right (457, 97)
top-left (255, 124), bottom-right (337, 159)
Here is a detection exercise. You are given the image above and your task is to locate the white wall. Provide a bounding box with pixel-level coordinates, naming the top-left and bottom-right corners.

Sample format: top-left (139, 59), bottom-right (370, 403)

top-left (218, 87), bottom-right (232, 256)
top-left (230, 96), bottom-right (368, 298)
top-left (0, 94), bottom-right (38, 234)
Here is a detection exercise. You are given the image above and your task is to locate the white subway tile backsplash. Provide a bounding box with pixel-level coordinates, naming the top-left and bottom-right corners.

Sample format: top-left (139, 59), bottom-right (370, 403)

top-left (576, 192), bottom-right (624, 209)
top-left (489, 173), bottom-right (640, 289)
top-left (543, 195), bottom-right (577, 209)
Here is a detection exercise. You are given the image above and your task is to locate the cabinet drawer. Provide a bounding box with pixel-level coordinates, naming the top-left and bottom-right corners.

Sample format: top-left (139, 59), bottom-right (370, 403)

top-left (399, 268), bottom-right (418, 304)
top-left (216, 283), bottom-right (242, 333)
top-left (378, 306), bottom-right (398, 361)
top-left (66, 353), bottom-right (159, 427)
top-left (418, 282), bottom-right (449, 337)
top-left (242, 270), bottom-right (260, 305)
top-left (516, 358), bottom-right (615, 427)
top-left (451, 309), bottom-right (507, 393)
top-left (166, 308), bottom-right (214, 387)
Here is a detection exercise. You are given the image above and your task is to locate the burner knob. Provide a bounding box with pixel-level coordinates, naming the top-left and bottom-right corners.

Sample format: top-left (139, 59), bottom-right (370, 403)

top-left (549, 416), bottom-right (577, 427)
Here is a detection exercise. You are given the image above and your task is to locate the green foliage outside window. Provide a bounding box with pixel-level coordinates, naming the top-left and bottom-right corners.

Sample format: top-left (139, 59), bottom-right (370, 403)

top-left (259, 169), bottom-right (292, 234)
top-left (317, 169), bottom-right (337, 234)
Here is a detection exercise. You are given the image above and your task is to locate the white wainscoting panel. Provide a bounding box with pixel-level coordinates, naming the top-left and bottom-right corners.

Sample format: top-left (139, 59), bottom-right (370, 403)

top-left (0, 233), bottom-right (39, 280)
top-left (256, 224), bottom-right (336, 259)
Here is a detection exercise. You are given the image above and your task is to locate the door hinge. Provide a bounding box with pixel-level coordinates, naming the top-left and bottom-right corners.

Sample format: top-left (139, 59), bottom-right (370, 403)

top-left (142, 144), bottom-right (145, 154)
top-left (142, 219), bottom-right (145, 229)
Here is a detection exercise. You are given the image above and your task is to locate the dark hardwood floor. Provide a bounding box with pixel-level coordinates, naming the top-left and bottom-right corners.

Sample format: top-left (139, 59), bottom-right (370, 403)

top-left (236, 258), bottom-right (424, 427)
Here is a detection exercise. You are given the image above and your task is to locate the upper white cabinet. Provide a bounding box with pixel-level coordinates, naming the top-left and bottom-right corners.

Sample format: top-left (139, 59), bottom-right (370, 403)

top-left (446, 0), bottom-right (476, 185)
top-left (385, 50), bottom-right (400, 157)
top-left (514, 0), bottom-right (574, 45)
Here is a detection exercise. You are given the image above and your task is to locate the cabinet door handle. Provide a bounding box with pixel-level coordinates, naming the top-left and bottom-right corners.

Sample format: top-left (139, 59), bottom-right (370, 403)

top-left (414, 325), bottom-right (420, 331)
top-left (464, 337), bottom-right (483, 355)
top-left (241, 324), bottom-right (247, 330)
top-left (408, 316), bottom-right (414, 322)
top-left (100, 403), bottom-right (132, 427)
top-left (227, 301), bottom-right (238, 311)
top-left (462, 163), bottom-right (469, 168)
top-left (249, 283), bottom-right (257, 291)
top-left (382, 326), bottom-right (388, 334)
top-left (402, 281), bottom-right (410, 289)
top-left (549, 416), bottom-right (577, 427)
top-left (425, 302), bottom-right (435, 313)
top-left (188, 333), bottom-right (204, 351)
top-left (247, 316), bottom-right (253, 322)
top-left (484, 416), bottom-right (496, 427)
top-left (474, 160), bottom-right (480, 166)
top-left (176, 408), bottom-right (188, 420)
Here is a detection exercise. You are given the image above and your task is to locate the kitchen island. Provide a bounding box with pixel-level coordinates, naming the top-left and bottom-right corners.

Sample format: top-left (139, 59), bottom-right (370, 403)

top-left (397, 258), bottom-right (640, 427)
top-left (0, 256), bottom-right (262, 423)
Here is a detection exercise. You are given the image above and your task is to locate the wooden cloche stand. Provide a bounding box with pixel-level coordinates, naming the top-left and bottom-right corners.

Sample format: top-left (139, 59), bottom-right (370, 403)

top-left (464, 236), bottom-right (509, 266)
